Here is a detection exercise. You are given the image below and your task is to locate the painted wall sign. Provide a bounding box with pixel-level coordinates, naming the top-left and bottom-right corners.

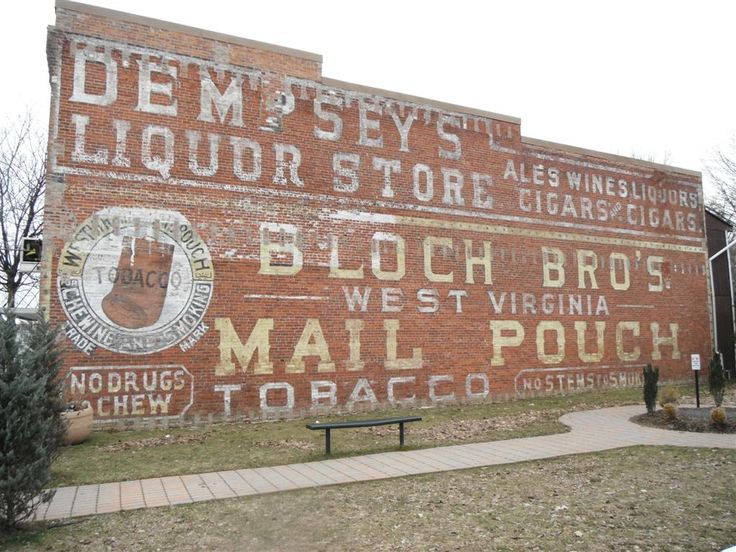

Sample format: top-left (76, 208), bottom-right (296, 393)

top-left (44, 2), bottom-right (711, 422)
top-left (58, 207), bottom-right (214, 355)
top-left (66, 364), bottom-right (194, 419)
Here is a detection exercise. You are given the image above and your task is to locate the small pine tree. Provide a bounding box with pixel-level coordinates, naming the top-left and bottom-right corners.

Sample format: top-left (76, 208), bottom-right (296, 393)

top-left (643, 363), bottom-right (659, 414)
top-left (0, 312), bottom-right (65, 529)
top-left (708, 352), bottom-right (726, 407)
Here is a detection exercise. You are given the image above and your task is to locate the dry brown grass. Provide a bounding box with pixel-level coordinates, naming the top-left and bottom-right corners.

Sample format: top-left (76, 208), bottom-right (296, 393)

top-left (3, 446), bottom-right (735, 551)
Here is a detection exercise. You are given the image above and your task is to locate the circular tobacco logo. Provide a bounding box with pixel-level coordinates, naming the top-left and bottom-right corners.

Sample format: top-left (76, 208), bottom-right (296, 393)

top-left (58, 207), bottom-right (214, 355)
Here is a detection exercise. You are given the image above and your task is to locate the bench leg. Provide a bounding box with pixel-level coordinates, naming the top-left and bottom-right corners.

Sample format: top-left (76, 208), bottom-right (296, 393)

top-left (399, 422), bottom-right (405, 448)
top-left (325, 428), bottom-right (331, 456)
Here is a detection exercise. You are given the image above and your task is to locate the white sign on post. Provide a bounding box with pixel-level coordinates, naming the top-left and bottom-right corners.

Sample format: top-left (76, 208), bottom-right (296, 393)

top-left (691, 354), bottom-right (701, 371)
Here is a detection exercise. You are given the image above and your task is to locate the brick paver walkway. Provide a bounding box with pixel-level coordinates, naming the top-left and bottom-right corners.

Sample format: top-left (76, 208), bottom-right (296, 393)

top-left (35, 405), bottom-right (736, 521)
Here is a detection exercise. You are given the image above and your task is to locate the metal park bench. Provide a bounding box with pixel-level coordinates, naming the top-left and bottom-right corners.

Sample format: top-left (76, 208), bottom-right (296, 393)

top-left (306, 415), bottom-right (422, 455)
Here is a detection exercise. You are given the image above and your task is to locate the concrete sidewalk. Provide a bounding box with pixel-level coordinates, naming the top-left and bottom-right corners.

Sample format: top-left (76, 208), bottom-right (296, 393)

top-left (35, 405), bottom-right (736, 522)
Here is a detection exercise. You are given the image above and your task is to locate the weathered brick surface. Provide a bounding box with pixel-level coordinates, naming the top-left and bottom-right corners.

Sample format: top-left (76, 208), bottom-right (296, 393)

top-left (43, 1), bottom-right (710, 425)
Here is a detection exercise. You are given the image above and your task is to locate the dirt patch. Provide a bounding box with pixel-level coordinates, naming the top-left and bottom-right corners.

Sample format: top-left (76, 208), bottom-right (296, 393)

top-left (98, 434), bottom-right (318, 455)
top-left (258, 439), bottom-right (317, 452)
top-left (632, 410), bottom-right (736, 433)
top-left (367, 411), bottom-right (551, 440)
top-left (97, 433), bottom-right (209, 452)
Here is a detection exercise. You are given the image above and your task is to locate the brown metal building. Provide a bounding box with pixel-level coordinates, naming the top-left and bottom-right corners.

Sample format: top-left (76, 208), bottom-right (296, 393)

top-left (706, 208), bottom-right (735, 377)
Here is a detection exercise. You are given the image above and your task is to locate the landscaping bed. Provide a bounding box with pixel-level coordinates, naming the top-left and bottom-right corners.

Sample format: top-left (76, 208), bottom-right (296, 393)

top-left (632, 407), bottom-right (736, 433)
top-left (633, 383), bottom-right (736, 433)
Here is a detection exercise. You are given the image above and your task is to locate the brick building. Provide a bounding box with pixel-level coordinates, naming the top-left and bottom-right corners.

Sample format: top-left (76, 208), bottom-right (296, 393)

top-left (43, 1), bottom-right (711, 423)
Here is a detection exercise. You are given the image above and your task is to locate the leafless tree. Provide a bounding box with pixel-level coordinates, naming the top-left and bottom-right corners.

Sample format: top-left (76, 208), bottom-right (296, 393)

top-left (706, 137), bottom-right (736, 224)
top-left (0, 113), bottom-right (46, 309)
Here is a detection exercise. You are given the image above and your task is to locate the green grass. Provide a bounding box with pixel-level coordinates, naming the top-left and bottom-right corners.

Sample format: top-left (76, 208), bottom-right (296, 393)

top-left (51, 386), bottom-right (650, 487)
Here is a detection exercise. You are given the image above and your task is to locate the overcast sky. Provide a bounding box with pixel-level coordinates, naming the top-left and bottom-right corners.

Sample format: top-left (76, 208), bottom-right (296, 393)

top-left (3, 0), bottom-right (735, 192)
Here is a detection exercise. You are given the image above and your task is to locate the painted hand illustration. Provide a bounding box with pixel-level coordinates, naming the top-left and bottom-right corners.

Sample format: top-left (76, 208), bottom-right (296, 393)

top-left (101, 236), bottom-right (175, 329)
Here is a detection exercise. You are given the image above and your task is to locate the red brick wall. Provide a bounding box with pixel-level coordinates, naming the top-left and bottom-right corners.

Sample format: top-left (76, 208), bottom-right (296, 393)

top-left (43, 1), bottom-right (710, 424)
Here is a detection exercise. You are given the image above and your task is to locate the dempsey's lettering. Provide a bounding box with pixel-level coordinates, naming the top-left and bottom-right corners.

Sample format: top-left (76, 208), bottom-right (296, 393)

top-left (63, 35), bottom-right (702, 235)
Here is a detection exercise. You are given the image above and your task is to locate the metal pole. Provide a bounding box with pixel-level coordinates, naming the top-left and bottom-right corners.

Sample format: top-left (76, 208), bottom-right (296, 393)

top-left (709, 237), bottom-right (736, 263)
top-left (695, 371), bottom-right (700, 409)
top-left (728, 243), bottom-right (735, 380)
top-left (710, 256), bottom-right (719, 357)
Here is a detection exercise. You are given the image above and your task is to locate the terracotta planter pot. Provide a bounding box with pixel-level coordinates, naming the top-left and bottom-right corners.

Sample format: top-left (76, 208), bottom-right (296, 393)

top-left (62, 405), bottom-right (93, 445)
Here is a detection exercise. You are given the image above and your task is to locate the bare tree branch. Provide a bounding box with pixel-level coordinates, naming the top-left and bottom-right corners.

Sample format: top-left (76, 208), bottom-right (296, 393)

top-left (0, 112), bottom-right (46, 308)
top-left (630, 150), bottom-right (673, 166)
top-left (706, 136), bottom-right (736, 224)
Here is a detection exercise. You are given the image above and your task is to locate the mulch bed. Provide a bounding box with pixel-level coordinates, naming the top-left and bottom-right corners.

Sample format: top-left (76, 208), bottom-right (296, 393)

top-left (632, 409), bottom-right (736, 434)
